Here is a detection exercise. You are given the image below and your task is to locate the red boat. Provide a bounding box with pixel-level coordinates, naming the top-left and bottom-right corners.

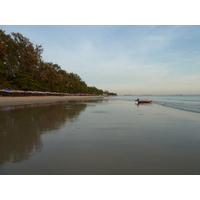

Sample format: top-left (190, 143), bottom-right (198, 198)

top-left (135, 98), bottom-right (153, 103)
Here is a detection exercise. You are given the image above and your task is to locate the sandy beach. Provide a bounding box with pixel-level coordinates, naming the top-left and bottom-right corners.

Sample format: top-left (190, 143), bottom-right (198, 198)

top-left (0, 96), bottom-right (102, 107)
top-left (1, 97), bottom-right (200, 175)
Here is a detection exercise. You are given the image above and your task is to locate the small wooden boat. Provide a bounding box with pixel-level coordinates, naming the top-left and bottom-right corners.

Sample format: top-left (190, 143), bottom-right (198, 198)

top-left (135, 98), bottom-right (153, 103)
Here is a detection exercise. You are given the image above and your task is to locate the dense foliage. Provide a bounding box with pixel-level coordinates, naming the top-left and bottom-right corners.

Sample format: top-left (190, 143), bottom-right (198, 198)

top-left (0, 30), bottom-right (116, 95)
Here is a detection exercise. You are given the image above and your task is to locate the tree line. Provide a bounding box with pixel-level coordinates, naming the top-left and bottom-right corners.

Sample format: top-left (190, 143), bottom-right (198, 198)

top-left (0, 29), bottom-right (116, 95)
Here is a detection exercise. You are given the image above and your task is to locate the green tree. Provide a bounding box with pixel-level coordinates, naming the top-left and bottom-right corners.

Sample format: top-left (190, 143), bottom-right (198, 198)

top-left (0, 35), bottom-right (10, 88)
top-left (11, 71), bottom-right (39, 90)
top-left (88, 86), bottom-right (103, 95)
top-left (11, 32), bottom-right (43, 75)
top-left (0, 30), bottom-right (18, 77)
top-left (67, 73), bottom-right (88, 93)
top-left (0, 29), bottom-right (116, 95)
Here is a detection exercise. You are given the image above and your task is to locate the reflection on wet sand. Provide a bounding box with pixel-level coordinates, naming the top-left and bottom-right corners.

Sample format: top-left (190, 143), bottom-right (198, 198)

top-left (0, 100), bottom-right (94, 165)
top-left (1, 98), bottom-right (200, 175)
top-left (135, 102), bottom-right (153, 107)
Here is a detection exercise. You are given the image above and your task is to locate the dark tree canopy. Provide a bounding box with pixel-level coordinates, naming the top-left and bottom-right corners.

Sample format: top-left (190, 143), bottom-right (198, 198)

top-left (0, 30), bottom-right (117, 95)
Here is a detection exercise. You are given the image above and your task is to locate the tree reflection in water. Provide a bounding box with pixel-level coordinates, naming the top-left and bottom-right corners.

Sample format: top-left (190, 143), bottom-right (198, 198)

top-left (0, 100), bottom-right (92, 165)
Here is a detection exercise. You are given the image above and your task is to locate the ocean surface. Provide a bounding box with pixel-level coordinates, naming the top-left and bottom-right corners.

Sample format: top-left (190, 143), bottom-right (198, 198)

top-left (108, 95), bottom-right (200, 114)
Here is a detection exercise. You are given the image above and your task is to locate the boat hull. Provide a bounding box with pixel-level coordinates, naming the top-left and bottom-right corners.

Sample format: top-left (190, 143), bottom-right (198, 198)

top-left (137, 100), bottom-right (153, 103)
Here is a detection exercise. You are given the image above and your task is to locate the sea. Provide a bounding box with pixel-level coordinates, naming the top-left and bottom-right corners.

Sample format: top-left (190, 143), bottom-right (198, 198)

top-left (107, 95), bottom-right (200, 114)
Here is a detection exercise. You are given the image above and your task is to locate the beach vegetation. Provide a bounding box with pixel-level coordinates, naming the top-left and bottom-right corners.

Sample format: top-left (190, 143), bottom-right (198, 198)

top-left (0, 29), bottom-right (116, 95)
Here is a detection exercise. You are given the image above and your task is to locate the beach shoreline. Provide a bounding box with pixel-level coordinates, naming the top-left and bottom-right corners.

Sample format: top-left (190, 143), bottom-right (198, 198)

top-left (1, 97), bottom-right (200, 175)
top-left (0, 96), bottom-right (103, 107)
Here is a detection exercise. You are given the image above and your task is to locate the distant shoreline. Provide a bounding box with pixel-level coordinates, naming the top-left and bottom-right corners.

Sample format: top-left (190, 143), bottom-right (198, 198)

top-left (0, 96), bottom-right (103, 107)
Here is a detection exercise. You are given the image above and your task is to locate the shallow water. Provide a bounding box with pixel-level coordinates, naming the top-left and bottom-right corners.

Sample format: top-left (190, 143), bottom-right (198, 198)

top-left (1, 98), bottom-right (200, 175)
top-left (109, 95), bottom-right (200, 114)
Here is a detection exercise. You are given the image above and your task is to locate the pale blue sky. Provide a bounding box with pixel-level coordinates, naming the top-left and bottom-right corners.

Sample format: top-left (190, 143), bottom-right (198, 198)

top-left (1, 25), bottom-right (200, 95)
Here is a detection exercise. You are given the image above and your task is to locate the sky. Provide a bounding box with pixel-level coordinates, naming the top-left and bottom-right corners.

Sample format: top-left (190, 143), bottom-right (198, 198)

top-left (1, 25), bottom-right (200, 95)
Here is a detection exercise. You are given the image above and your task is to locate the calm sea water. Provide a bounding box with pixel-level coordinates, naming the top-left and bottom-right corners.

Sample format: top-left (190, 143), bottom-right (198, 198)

top-left (108, 95), bottom-right (200, 114)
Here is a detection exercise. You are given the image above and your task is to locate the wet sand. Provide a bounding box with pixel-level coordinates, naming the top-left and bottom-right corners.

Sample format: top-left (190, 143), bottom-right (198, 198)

top-left (0, 96), bottom-right (101, 107)
top-left (1, 98), bottom-right (200, 175)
